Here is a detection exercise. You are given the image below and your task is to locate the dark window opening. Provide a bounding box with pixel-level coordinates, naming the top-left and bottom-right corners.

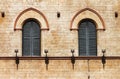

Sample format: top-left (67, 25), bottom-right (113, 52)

top-left (22, 19), bottom-right (41, 56)
top-left (78, 19), bottom-right (97, 56)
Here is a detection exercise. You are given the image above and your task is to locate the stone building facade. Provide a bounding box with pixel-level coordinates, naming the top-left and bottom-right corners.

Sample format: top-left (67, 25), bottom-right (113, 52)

top-left (0, 0), bottom-right (120, 79)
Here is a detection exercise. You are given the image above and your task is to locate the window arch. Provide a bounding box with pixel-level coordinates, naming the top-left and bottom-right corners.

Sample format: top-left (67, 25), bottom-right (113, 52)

top-left (78, 19), bottom-right (97, 56)
top-left (22, 19), bottom-right (41, 56)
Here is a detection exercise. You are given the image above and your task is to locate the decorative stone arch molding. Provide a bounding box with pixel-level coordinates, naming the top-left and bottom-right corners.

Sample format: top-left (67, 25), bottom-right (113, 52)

top-left (14, 8), bottom-right (49, 30)
top-left (70, 8), bottom-right (105, 30)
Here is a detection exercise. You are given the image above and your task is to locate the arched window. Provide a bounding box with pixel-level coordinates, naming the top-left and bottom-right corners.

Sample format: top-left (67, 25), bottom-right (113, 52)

top-left (22, 19), bottom-right (41, 56)
top-left (78, 19), bottom-right (97, 56)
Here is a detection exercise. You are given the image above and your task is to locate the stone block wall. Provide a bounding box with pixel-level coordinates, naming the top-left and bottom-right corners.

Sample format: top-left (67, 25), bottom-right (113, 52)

top-left (0, 0), bottom-right (119, 79)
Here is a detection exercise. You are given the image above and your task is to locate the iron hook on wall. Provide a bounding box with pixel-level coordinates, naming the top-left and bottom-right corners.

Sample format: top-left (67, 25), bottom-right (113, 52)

top-left (44, 49), bottom-right (49, 70)
top-left (71, 49), bottom-right (75, 70)
top-left (101, 49), bottom-right (106, 69)
top-left (88, 75), bottom-right (90, 79)
top-left (15, 49), bottom-right (19, 70)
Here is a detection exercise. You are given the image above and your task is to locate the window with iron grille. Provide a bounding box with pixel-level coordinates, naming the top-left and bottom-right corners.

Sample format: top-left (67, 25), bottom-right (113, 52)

top-left (22, 19), bottom-right (41, 56)
top-left (78, 19), bottom-right (97, 56)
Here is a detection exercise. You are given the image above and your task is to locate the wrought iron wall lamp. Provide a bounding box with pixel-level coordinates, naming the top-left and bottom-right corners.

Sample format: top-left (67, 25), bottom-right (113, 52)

top-left (15, 49), bottom-right (19, 70)
top-left (101, 49), bottom-right (106, 69)
top-left (71, 49), bottom-right (75, 69)
top-left (44, 49), bottom-right (49, 70)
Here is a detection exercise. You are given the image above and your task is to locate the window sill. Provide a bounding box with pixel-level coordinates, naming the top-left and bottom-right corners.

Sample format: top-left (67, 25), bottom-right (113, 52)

top-left (0, 56), bottom-right (119, 60)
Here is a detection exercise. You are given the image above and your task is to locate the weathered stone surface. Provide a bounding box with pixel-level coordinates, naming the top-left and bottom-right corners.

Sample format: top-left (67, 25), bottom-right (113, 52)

top-left (0, 0), bottom-right (119, 79)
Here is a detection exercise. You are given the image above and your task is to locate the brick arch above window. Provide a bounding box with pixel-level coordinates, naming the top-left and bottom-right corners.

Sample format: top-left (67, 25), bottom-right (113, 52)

top-left (14, 7), bottom-right (49, 31)
top-left (70, 8), bottom-right (105, 30)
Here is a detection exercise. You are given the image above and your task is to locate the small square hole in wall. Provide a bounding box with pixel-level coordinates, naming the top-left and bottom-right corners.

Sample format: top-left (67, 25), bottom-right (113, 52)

top-left (57, 12), bottom-right (60, 18)
top-left (115, 12), bottom-right (118, 18)
top-left (1, 12), bottom-right (5, 17)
